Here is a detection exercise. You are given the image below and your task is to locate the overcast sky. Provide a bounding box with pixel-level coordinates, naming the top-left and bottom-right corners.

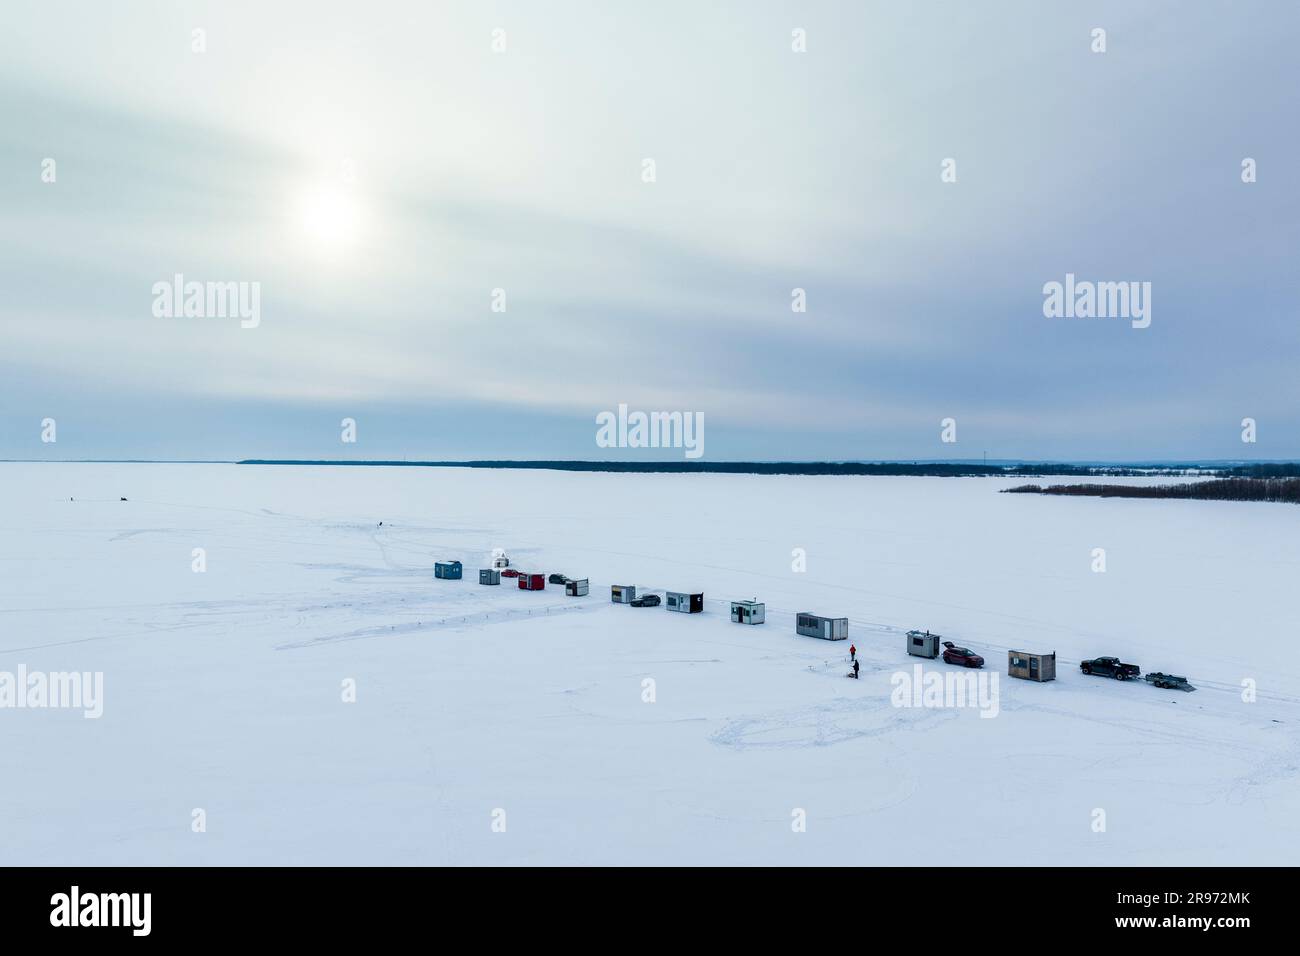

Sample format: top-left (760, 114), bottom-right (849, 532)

top-left (2, 1), bottom-right (1297, 461)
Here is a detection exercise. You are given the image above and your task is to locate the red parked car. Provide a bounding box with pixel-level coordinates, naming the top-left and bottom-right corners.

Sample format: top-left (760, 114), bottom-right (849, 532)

top-left (501, 568), bottom-right (522, 578)
top-left (941, 641), bottom-right (984, 668)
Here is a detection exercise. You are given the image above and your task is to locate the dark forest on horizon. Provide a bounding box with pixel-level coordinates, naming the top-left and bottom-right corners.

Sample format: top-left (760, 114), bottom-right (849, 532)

top-left (237, 460), bottom-right (1300, 479)
top-left (1004, 477), bottom-right (1300, 504)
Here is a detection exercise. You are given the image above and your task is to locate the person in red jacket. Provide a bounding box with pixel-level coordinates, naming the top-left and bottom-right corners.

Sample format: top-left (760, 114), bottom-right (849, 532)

top-left (849, 643), bottom-right (857, 662)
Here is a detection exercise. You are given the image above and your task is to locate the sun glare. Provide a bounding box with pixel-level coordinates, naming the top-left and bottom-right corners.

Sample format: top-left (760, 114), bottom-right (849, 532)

top-left (298, 182), bottom-right (363, 247)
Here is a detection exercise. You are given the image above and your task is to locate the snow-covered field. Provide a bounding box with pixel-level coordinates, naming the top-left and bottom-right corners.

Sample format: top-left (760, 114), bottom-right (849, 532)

top-left (2, 462), bottom-right (1298, 865)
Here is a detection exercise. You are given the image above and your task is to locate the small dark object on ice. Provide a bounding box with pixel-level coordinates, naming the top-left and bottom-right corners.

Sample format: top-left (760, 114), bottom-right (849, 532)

top-left (120, 496), bottom-right (127, 501)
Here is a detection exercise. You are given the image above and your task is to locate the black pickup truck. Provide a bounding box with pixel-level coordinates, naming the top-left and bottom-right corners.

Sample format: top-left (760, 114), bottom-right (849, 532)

top-left (1080, 656), bottom-right (1141, 680)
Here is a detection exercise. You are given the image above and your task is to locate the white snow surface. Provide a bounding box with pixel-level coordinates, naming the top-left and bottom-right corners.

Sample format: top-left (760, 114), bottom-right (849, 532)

top-left (2, 462), bottom-right (1298, 865)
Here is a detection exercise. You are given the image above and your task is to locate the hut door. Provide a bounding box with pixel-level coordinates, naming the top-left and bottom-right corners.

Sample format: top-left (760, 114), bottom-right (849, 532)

top-left (1029, 657), bottom-right (1039, 679)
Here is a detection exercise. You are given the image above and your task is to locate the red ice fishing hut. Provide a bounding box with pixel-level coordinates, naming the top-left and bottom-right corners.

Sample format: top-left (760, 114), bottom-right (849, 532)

top-left (518, 573), bottom-right (546, 591)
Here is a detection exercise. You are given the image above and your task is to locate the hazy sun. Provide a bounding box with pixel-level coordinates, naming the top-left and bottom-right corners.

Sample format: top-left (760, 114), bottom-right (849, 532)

top-left (298, 182), bottom-right (363, 247)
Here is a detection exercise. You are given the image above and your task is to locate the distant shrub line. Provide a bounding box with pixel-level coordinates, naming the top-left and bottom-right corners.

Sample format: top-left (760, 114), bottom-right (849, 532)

top-left (1003, 477), bottom-right (1300, 504)
top-left (239, 460), bottom-right (1300, 478)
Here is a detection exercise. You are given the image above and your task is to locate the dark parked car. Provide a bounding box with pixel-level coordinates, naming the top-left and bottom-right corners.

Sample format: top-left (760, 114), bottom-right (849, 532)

top-left (1080, 656), bottom-right (1141, 680)
top-left (630, 594), bottom-right (661, 607)
top-left (941, 641), bottom-right (984, 668)
top-left (548, 573), bottom-right (569, 585)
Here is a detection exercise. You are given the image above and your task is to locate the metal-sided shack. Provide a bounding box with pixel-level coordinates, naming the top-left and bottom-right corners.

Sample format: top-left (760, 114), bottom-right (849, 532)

top-left (611, 585), bottom-right (636, 604)
top-left (1008, 650), bottom-right (1056, 682)
top-left (796, 613), bottom-right (848, 641)
top-left (434, 560), bottom-right (463, 580)
top-left (566, 578), bottom-right (589, 596)
top-left (518, 573), bottom-right (545, 591)
top-left (906, 630), bottom-right (940, 658)
top-left (666, 591), bottom-right (704, 613)
top-left (479, 568), bottom-right (501, 585)
top-left (730, 600), bottom-right (765, 624)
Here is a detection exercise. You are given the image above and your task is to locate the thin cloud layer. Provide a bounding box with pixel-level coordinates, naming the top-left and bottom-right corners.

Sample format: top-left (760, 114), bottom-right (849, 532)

top-left (2, 1), bottom-right (1298, 461)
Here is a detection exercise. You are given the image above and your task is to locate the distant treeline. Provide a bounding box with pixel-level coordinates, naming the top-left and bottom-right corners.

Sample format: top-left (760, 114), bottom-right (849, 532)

top-left (1222, 463), bottom-right (1300, 478)
top-left (237, 459), bottom-right (1283, 478)
top-left (1004, 478), bottom-right (1300, 504)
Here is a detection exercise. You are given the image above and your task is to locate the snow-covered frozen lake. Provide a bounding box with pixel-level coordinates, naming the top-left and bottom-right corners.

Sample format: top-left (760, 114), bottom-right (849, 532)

top-left (2, 462), bottom-right (1297, 865)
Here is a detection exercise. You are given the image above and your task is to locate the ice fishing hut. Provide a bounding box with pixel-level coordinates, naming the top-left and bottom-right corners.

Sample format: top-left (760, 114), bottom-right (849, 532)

top-left (906, 630), bottom-right (940, 659)
top-left (730, 600), bottom-right (765, 625)
top-left (611, 584), bottom-right (636, 604)
top-left (566, 578), bottom-right (589, 597)
top-left (666, 591), bottom-right (704, 613)
top-left (796, 613), bottom-right (848, 641)
top-left (518, 573), bottom-right (545, 591)
top-left (1008, 650), bottom-right (1056, 682)
top-left (479, 568), bottom-right (500, 585)
top-left (434, 560), bottom-right (463, 580)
